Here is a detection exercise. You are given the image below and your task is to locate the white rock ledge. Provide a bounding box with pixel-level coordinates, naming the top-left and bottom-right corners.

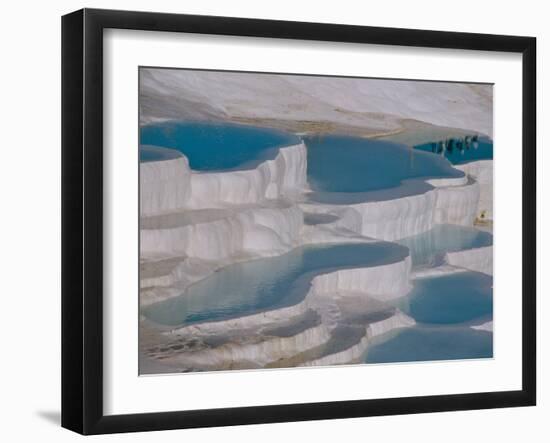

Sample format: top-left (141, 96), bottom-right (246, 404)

top-left (167, 252), bottom-right (412, 337)
top-left (367, 311), bottom-right (416, 339)
top-left (140, 142), bottom-right (307, 216)
top-left (140, 156), bottom-right (192, 217)
top-left (445, 246), bottom-right (493, 276)
top-left (300, 178), bottom-right (479, 241)
top-left (300, 310), bottom-right (416, 367)
top-left (140, 127), bottom-right (493, 372)
top-left (141, 204), bottom-right (303, 260)
top-left (164, 322), bottom-right (332, 369)
top-left (299, 333), bottom-right (369, 367)
top-left (411, 264), bottom-right (468, 279)
top-left (434, 178), bottom-right (480, 226)
top-left (455, 160), bottom-right (493, 220)
top-left (311, 256), bottom-right (412, 301)
top-left (471, 320), bottom-right (493, 332)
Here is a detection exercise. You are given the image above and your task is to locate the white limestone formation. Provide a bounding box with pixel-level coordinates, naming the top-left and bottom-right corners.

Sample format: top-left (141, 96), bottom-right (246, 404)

top-left (163, 322), bottom-right (332, 369)
top-left (140, 142), bottom-right (307, 216)
top-left (141, 204), bottom-right (303, 260)
top-left (299, 334), bottom-right (370, 367)
top-left (140, 121), bottom-right (492, 371)
top-left (167, 253), bottom-right (412, 337)
top-left (445, 246), bottom-right (493, 276)
top-left (310, 257), bottom-right (412, 301)
top-left (300, 177), bottom-right (479, 242)
top-left (300, 311), bottom-right (416, 367)
top-left (140, 156), bottom-right (192, 217)
top-left (366, 311), bottom-right (416, 339)
top-left (411, 264), bottom-right (468, 279)
top-left (140, 68), bottom-right (493, 137)
top-left (471, 321), bottom-right (493, 332)
top-left (455, 160), bottom-right (493, 220)
top-left (434, 178), bottom-right (480, 225)
top-left (168, 298), bottom-right (313, 337)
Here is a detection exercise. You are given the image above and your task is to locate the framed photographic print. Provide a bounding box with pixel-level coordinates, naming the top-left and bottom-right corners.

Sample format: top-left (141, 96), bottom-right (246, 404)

top-left (61, 8), bottom-right (536, 435)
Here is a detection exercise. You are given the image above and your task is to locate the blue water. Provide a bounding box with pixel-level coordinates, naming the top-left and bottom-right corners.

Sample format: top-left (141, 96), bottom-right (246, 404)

top-left (139, 124), bottom-right (494, 364)
top-left (304, 135), bottom-right (464, 204)
top-left (398, 224), bottom-right (493, 268)
top-left (305, 135), bottom-right (464, 192)
top-left (400, 272), bottom-right (493, 325)
top-left (141, 242), bottom-right (408, 327)
top-left (140, 145), bottom-right (182, 163)
top-left (365, 326), bottom-right (493, 363)
top-left (365, 269), bottom-right (493, 364)
top-left (366, 271), bottom-right (494, 363)
top-left (414, 136), bottom-right (493, 165)
top-left (140, 121), bottom-right (300, 171)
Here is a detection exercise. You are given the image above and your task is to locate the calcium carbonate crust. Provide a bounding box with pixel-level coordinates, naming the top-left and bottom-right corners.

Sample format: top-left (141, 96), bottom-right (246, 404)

top-left (139, 135), bottom-right (492, 370)
top-left (140, 142), bottom-right (307, 216)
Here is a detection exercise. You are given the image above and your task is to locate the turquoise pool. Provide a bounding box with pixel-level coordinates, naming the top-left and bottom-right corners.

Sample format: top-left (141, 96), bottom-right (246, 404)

top-left (400, 272), bottom-right (493, 325)
top-left (138, 123), bottom-right (494, 365)
top-left (304, 135), bottom-right (464, 204)
top-left (365, 270), bottom-right (493, 363)
top-left (140, 121), bottom-right (300, 171)
top-left (366, 326), bottom-right (493, 363)
top-left (398, 224), bottom-right (493, 268)
top-left (141, 242), bottom-right (408, 327)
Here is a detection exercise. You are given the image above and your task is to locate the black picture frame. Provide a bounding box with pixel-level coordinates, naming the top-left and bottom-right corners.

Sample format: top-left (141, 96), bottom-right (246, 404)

top-left (61, 8), bottom-right (537, 435)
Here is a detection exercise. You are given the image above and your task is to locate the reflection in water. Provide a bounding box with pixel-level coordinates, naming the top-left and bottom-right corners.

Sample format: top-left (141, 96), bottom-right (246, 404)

top-left (414, 136), bottom-right (493, 165)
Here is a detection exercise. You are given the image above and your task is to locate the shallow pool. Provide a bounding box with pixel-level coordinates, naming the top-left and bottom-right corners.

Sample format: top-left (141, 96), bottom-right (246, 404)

top-left (140, 121), bottom-right (300, 171)
top-left (141, 242), bottom-right (408, 327)
top-left (398, 224), bottom-right (493, 268)
top-left (365, 263), bottom-right (493, 364)
top-left (304, 135), bottom-right (464, 204)
top-left (400, 272), bottom-right (493, 325)
top-left (365, 326), bottom-right (493, 363)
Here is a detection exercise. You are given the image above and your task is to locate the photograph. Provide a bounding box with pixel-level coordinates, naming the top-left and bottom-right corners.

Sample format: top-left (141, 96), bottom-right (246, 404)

top-left (138, 68), bottom-right (494, 375)
top-left (0, 0), bottom-right (543, 439)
